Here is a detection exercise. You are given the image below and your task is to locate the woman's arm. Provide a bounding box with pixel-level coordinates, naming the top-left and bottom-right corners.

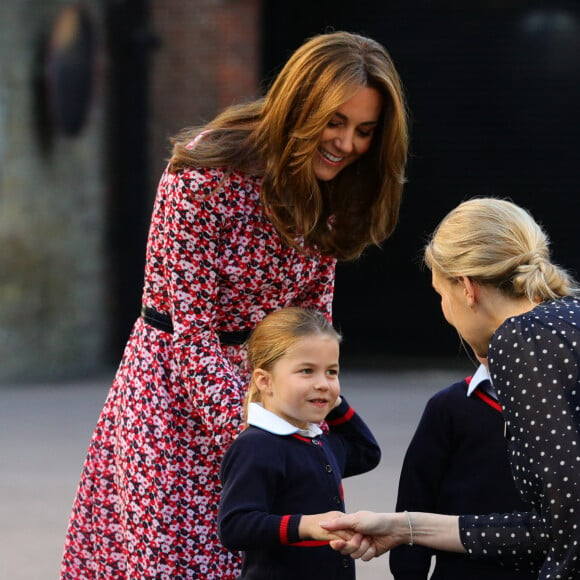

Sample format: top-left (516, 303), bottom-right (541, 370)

top-left (161, 168), bottom-right (246, 445)
top-left (321, 511), bottom-right (464, 561)
top-left (292, 254), bottom-right (336, 319)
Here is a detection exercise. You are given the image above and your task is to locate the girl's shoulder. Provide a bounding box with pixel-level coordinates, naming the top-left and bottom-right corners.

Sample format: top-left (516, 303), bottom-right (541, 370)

top-left (231, 425), bottom-right (280, 446)
top-left (224, 427), bottom-right (290, 466)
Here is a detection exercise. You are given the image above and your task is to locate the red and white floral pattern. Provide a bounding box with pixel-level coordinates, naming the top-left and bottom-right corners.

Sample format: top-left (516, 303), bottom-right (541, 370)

top-left (61, 166), bottom-right (336, 579)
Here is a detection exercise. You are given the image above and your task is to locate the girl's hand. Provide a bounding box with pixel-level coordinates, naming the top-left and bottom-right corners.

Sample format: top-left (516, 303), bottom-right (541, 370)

top-left (299, 511), bottom-right (354, 542)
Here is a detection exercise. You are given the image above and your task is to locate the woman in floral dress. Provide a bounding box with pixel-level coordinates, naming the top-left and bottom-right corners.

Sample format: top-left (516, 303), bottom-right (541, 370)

top-left (60, 30), bottom-right (409, 579)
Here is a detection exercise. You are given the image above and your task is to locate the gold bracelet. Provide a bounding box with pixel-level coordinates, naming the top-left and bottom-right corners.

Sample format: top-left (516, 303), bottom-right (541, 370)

top-left (404, 510), bottom-right (414, 546)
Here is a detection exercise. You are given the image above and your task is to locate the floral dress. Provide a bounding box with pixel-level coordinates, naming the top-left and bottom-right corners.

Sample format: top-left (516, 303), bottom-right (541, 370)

top-left (60, 165), bottom-right (336, 579)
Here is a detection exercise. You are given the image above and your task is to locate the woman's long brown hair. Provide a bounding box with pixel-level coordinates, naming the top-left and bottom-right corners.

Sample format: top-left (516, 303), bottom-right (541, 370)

top-left (168, 31), bottom-right (409, 260)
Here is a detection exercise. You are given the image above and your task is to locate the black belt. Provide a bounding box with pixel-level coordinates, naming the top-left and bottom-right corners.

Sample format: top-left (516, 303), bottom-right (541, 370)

top-left (140, 306), bottom-right (251, 345)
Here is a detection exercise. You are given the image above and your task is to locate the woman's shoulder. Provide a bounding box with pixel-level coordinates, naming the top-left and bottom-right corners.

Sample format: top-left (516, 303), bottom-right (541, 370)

top-left (163, 165), bottom-right (263, 208)
top-left (507, 296), bottom-right (580, 327)
top-left (492, 297), bottom-right (580, 351)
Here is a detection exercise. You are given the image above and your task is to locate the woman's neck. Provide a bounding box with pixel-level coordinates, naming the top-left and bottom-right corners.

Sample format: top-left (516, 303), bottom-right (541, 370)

top-left (489, 291), bottom-right (539, 332)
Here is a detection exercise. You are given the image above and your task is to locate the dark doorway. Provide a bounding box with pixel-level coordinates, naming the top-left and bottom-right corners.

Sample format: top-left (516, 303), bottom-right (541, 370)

top-left (104, 0), bottom-right (157, 361)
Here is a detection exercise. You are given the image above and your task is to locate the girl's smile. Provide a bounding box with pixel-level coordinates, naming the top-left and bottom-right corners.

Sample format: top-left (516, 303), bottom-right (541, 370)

top-left (254, 334), bottom-right (340, 429)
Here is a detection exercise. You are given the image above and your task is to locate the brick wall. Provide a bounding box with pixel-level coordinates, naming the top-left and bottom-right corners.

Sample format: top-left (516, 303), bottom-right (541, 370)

top-left (148, 0), bottom-right (261, 193)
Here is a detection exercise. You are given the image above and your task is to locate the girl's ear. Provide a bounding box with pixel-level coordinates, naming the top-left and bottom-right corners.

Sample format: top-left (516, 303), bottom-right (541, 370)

top-left (253, 368), bottom-right (273, 395)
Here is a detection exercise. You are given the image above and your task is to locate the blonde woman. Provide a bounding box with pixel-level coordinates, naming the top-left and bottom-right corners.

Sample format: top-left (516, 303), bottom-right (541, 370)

top-left (61, 31), bottom-right (409, 579)
top-left (321, 198), bottom-right (580, 580)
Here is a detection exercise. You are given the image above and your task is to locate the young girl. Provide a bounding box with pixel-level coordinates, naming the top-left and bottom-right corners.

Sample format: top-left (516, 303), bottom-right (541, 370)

top-left (218, 307), bottom-right (381, 579)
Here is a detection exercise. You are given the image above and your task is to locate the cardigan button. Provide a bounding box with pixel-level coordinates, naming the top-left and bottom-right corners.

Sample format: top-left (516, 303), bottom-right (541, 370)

top-left (325, 464), bottom-right (333, 473)
top-left (342, 558), bottom-right (350, 568)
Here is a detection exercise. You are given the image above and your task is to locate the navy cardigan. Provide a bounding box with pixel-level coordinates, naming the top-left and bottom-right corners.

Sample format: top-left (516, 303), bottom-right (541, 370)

top-left (389, 378), bottom-right (538, 580)
top-left (218, 397), bottom-right (380, 580)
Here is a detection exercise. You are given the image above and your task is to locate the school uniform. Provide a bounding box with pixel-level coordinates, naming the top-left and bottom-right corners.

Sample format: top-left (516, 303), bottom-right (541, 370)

top-left (218, 398), bottom-right (380, 580)
top-left (389, 365), bottom-right (537, 579)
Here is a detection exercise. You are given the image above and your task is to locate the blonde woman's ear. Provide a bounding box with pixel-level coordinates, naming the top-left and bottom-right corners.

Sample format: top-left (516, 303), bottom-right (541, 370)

top-left (459, 276), bottom-right (477, 307)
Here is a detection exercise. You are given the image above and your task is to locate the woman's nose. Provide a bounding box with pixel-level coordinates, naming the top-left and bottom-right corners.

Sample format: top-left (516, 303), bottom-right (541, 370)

top-left (334, 130), bottom-right (354, 154)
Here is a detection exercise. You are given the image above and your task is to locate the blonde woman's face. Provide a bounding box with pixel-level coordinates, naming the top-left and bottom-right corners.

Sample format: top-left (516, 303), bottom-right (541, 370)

top-left (313, 86), bottom-right (383, 182)
top-left (255, 334), bottom-right (340, 429)
top-left (431, 269), bottom-right (490, 357)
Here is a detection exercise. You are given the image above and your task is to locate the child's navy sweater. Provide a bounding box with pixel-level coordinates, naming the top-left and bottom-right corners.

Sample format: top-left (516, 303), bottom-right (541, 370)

top-left (218, 397), bottom-right (380, 580)
top-left (389, 376), bottom-right (537, 580)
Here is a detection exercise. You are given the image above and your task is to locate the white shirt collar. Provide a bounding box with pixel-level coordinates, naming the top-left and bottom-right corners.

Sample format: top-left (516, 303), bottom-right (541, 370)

top-left (466, 364), bottom-right (496, 398)
top-left (247, 402), bottom-right (323, 438)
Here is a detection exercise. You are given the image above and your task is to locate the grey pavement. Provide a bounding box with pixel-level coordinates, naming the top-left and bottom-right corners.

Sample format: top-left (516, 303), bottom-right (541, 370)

top-left (0, 363), bottom-right (471, 580)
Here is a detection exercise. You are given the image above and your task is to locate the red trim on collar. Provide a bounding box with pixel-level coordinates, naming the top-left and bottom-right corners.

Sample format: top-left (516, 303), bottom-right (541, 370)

top-left (291, 434), bottom-right (315, 443)
top-left (473, 387), bottom-right (503, 412)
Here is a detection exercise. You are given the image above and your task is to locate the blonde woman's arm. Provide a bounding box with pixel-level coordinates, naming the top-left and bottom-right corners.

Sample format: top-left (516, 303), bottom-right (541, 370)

top-left (321, 511), bottom-right (464, 561)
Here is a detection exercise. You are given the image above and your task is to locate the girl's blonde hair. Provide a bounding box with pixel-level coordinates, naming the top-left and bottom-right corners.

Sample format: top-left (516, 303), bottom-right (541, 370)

top-left (243, 307), bottom-right (341, 425)
top-left (424, 197), bottom-right (579, 302)
top-left (168, 31), bottom-right (409, 261)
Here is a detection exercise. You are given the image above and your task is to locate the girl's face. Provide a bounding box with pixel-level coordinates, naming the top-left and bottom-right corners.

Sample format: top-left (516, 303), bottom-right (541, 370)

top-left (255, 334), bottom-right (340, 429)
top-left (313, 86), bottom-right (383, 182)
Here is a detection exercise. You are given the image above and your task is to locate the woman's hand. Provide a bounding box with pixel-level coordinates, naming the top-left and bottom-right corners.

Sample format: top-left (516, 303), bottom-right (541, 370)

top-left (321, 511), bottom-right (464, 559)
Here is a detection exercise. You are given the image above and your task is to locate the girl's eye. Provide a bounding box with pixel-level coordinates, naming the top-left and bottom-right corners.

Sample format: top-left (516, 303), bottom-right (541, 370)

top-left (327, 121), bottom-right (341, 128)
top-left (327, 369), bottom-right (339, 377)
top-left (300, 368), bottom-right (313, 374)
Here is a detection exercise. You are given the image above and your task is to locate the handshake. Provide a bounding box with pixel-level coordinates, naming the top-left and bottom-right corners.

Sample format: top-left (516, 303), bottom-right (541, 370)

top-left (303, 510), bottom-right (462, 561)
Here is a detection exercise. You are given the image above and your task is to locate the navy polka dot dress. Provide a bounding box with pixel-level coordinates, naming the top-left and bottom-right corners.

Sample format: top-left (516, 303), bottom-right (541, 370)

top-left (460, 296), bottom-right (580, 579)
top-left (60, 164), bottom-right (336, 579)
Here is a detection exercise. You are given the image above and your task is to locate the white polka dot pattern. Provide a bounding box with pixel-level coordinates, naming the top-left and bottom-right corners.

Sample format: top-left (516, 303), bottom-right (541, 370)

top-left (460, 297), bottom-right (580, 579)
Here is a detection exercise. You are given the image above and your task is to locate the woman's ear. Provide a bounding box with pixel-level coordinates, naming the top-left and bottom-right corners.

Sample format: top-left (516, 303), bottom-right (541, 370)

top-left (253, 368), bottom-right (273, 396)
top-left (459, 276), bottom-right (478, 307)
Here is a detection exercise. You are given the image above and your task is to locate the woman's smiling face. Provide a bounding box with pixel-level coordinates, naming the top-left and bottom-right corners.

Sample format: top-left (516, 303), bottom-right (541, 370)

top-left (313, 86), bottom-right (383, 182)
